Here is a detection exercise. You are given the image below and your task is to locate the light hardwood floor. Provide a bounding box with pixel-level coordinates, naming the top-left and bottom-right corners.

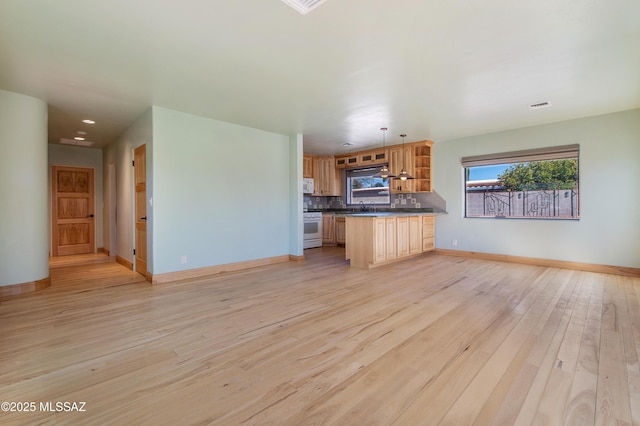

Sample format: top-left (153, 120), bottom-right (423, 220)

top-left (1, 248), bottom-right (639, 425)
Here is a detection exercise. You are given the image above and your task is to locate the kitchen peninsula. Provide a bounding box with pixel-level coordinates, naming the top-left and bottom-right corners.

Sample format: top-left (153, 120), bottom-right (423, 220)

top-left (344, 212), bottom-right (436, 269)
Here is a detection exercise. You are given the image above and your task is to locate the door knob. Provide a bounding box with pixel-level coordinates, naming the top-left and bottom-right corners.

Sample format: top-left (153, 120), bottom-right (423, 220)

top-left (140, 217), bottom-right (147, 220)
top-left (87, 214), bottom-right (94, 218)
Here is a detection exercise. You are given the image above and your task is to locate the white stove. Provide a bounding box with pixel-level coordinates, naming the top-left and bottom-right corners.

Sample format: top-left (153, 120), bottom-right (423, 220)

top-left (303, 212), bottom-right (323, 249)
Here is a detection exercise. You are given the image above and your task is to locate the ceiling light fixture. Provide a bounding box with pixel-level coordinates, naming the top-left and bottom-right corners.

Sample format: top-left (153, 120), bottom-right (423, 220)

top-left (74, 136), bottom-right (85, 141)
top-left (82, 119), bottom-right (95, 124)
top-left (59, 138), bottom-right (94, 147)
top-left (395, 134), bottom-right (414, 181)
top-left (77, 130), bottom-right (87, 135)
top-left (342, 142), bottom-right (354, 147)
top-left (280, 0), bottom-right (327, 15)
top-left (374, 127), bottom-right (395, 179)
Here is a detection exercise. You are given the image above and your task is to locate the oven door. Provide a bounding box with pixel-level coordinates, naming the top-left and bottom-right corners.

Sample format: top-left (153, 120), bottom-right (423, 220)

top-left (303, 219), bottom-right (321, 240)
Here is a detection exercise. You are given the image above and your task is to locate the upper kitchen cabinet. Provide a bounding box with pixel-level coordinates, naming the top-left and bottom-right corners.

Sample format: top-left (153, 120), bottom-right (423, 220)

top-left (388, 144), bottom-right (414, 193)
top-left (358, 149), bottom-right (387, 166)
top-left (303, 155), bottom-right (314, 178)
top-left (307, 138), bottom-right (432, 195)
top-left (336, 148), bottom-right (387, 168)
top-left (313, 156), bottom-right (341, 196)
top-left (412, 141), bottom-right (433, 192)
top-left (388, 141), bottom-right (433, 193)
top-left (335, 154), bottom-right (359, 169)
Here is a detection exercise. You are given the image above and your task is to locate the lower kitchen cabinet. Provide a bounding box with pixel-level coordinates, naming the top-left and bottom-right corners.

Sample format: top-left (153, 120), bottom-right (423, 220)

top-left (373, 218), bottom-right (387, 263)
top-left (335, 217), bottom-right (346, 245)
top-left (396, 217), bottom-right (409, 258)
top-left (409, 216), bottom-right (422, 254)
top-left (386, 218), bottom-right (397, 260)
top-left (322, 214), bottom-right (336, 245)
top-left (422, 216), bottom-right (435, 251)
top-left (346, 215), bottom-right (435, 268)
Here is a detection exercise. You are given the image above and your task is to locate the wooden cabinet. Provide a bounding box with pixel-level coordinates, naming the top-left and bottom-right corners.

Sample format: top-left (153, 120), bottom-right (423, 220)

top-left (307, 138), bottom-right (432, 194)
top-left (413, 142), bottom-right (433, 192)
top-left (422, 216), bottom-right (435, 251)
top-left (385, 218), bottom-right (397, 260)
top-left (303, 155), bottom-right (314, 178)
top-left (336, 149), bottom-right (386, 168)
top-left (335, 217), bottom-right (346, 245)
top-left (388, 145), bottom-right (415, 193)
top-left (396, 217), bottom-right (409, 258)
top-left (373, 218), bottom-right (387, 264)
top-left (322, 214), bottom-right (335, 244)
top-left (409, 216), bottom-right (422, 254)
top-left (313, 156), bottom-right (341, 196)
top-left (359, 149), bottom-right (387, 166)
top-left (346, 215), bottom-right (433, 268)
top-left (335, 154), bottom-right (359, 169)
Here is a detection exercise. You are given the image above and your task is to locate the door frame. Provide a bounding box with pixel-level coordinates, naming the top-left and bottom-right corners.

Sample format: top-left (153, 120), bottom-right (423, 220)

top-left (133, 144), bottom-right (149, 281)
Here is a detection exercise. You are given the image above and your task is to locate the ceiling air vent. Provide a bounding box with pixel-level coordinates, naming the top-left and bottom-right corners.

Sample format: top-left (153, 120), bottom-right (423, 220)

top-left (529, 101), bottom-right (551, 110)
top-left (280, 0), bottom-right (327, 15)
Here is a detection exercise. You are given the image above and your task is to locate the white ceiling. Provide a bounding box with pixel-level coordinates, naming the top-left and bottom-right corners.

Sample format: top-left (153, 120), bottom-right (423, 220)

top-left (1, 0), bottom-right (638, 155)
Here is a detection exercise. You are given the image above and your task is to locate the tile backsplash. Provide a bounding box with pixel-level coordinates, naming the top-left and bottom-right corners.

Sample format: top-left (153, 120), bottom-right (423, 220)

top-left (304, 196), bottom-right (345, 210)
top-left (390, 191), bottom-right (447, 212)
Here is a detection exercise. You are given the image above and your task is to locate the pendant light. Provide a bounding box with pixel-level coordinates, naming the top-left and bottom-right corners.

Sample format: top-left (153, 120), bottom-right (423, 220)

top-left (396, 134), bottom-right (414, 181)
top-left (373, 127), bottom-right (396, 179)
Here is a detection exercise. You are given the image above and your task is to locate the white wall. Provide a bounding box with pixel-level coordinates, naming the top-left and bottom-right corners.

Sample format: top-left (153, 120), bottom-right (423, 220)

top-left (103, 109), bottom-right (153, 264)
top-left (152, 107), bottom-right (292, 274)
top-left (48, 144), bottom-right (104, 250)
top-left (434, 109), bottom-right (640, 268)
top-left (0, 90), bottom-right (49, 286)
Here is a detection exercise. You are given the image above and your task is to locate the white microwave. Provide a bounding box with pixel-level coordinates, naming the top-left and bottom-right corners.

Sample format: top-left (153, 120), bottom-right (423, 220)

top-left (303, 178), bottom-right (314, 194)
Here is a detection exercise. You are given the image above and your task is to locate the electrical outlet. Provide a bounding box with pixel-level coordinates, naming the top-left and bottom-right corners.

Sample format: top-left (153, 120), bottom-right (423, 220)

top-left (451, 239), bottom-right (458, 247)
top-left (180, 255), bottom-right (188, 264)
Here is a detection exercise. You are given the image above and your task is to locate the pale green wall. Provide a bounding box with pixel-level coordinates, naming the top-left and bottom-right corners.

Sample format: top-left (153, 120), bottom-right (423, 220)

top-left (434, 109), bottom-right (640, 268)
top-left (289, 134), bottom-right (304, 256)
top-left (151, 107), bottom-right (293, 274)
top-left (48, 144), bottom-right (104, 250)
top-left (103, 109), bottom-right (153, 265)
top-left (0, 90), bottom-right (49, 286)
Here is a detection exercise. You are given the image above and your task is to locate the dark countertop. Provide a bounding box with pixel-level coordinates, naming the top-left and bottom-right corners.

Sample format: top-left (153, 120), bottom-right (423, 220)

top-left (307, 208), bottom-right (446, 217)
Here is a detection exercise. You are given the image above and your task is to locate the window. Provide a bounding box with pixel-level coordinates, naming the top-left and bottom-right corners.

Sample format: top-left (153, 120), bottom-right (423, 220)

top-left (463, 145), bottom-right (579, 219)
top-left (346, 167), bottom-right (390, 206)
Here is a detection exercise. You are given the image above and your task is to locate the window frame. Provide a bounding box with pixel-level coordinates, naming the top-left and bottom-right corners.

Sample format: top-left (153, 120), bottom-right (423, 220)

top-left (345, 166), bottom-right (391, 206)
top-left (462, 145), bottom-right (580, 220)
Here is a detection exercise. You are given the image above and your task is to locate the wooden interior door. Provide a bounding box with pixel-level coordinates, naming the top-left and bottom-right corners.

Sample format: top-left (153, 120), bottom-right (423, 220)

top-left (52, 166), bottom-right (95, 256)
top-left (134, 145), bottom-right (147, 277)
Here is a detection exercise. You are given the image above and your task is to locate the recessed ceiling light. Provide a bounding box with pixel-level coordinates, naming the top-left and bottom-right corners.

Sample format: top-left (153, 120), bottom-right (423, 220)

top-left (281, 0), bottom-right (327, 15)
top-left (77, 130), bottom-right (87, 135)
top-left (82, 119), bottom-right (95, 124)
top-left (74, 137), bottom-right (85, 141)
top-left (529, 101), bottom-right (551, 110)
